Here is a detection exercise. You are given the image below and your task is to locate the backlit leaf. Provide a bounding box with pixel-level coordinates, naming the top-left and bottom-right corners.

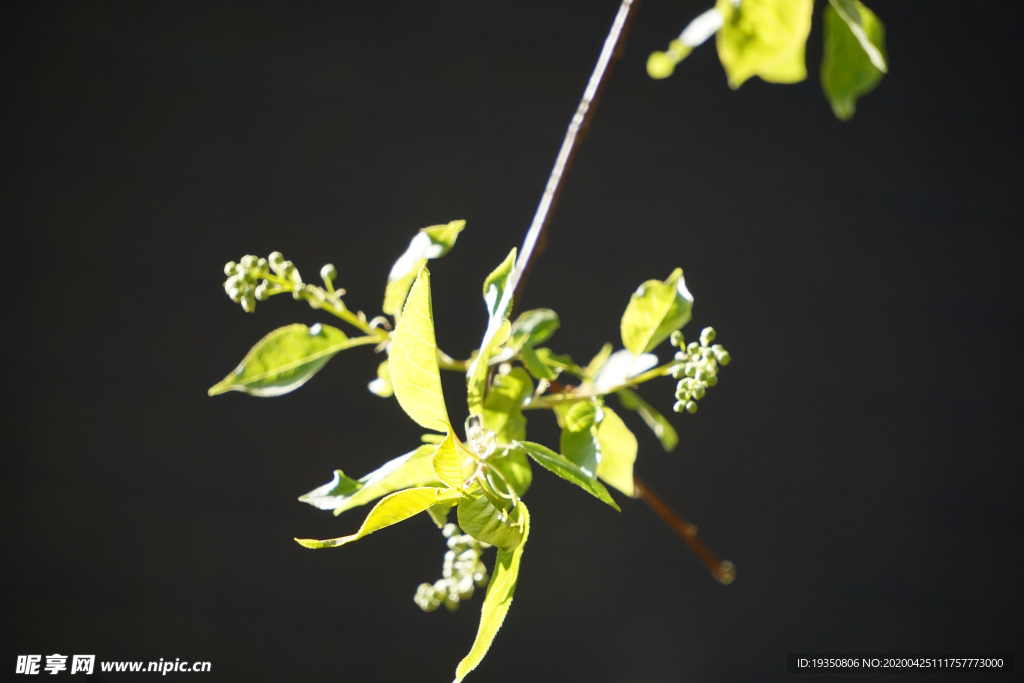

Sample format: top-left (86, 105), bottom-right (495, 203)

top-left (715, 0), bottom-right (814, 88)
top-left (483, 367), bottom-right (533, 445)
top-left (427, 504), bottom-right (452, 528)
top-left (595, 406), bottom-right (638, 497)
top-left (508, 308), bottom-right (560, 349)
top-left (209, 323), bottom-right (357, 397)
top-left (822, 0), bottom-right (886, 120)
top-left (520, 345), bottom-right (556, 381)
top-left (466, 319), bottom-right (511, 416)
top-left (298, 445), bottom-right (440, 515)
top-left (488, 449), bottom-right (532, 498)
top-left (432, 428), bottom-right (464, 489)
top-left (453, 502), bottom-right (530, 683)
top-left (457, 490), bottom-right (525, 551)
top-left (620, 268), bottom-right (693, 356)
top-left (295, 486), bottom-right (452, 548)
top-left (383, 220), bottom-right (465, 316)
top-left (482, 248), bottom-right (517, 324)
top-left (390, 268), bottom-right (450, 432)
top-left (616, 388), bottom-right (678, 452)
top-left (516, 442), bottom-right (619, 511)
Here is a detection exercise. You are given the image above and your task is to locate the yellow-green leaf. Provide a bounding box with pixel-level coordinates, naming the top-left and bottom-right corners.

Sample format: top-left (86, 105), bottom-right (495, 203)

top-left (516, 441), bottom-right (620, 511)
top-left (715, 0), bottom-right (814, 89)
top-left (295, 486), bottom-right (449, 548)
top-left (483, 367), bottom-right (533, 445)
top-left (390, 268), bottom-right (450, 432)
top-left (208, 323), bottom-right (357, 397)
top-left (368, 359), bottom-right (394, 397)
top-left (454, 502), bottom-right (530, 683)
top-left (583, 343), bottom-right (614, 379)
top-left (520, 344), bottom-right (556, 381)
top-left (508, 308), bottom-right (560, 350)
top-left (822, 0), bottom-right (886, 120)
top-left (298, 445), bottom-right (441, 515)
top-left (383, 220), bottom-right (465, 316)
top-left (620, 268), bottom-right (693, 356)
top-left (595, 406), bottom-right (638, 497)
top-left (432, 427), bottom-right (464, 489)
top-left (457, 490), bottom-right (525, 551)
top-left (466, 318), bottom-right (511, 416)
top-left (482, 248), bottom-right (517, 322)
top-left (616, 388), bottom-right (678, 452)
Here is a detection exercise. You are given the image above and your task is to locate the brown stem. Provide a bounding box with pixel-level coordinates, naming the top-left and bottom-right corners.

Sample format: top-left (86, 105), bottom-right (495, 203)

top-left (633, 476), bottom-right (736, 585)
top-left (510, 0), bottom-right (641, 308)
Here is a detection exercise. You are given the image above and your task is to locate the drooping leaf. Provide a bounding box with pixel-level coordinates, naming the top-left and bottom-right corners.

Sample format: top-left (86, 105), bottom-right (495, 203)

top-left (620, 268), bottom-right (693, 356)
top-left (508, 308), bottom-right (560, 350)
top-left (368, 359), bottom-right (394, 397)
top-left (516, 442), bottom-right (619, 511)
top-left (457, 490), bottom-right (525, 551)
top-left (295, 486), bottom-right (454, 548)
top-left (466, 319), bottom-right (511, 416)
top-left (616, 388), bottom-right (678, 452)
top-left (432, 428), bottom-right (464, 489)
top-left (209, 323), bottom-right (357, 397)
top-left (383, 220), bottom-right (465, 316)
top-left (389, 267), bottom-right (450, 432)
top-left (595, 406), bottom-right (638, 497)
top-left (298, 445), bottom-right (440, 515)
top-left (453, 502), bottom-right (530, 683)
top-left (427, 503), bottom-right (452, 528)
top-left (822, 0), bottom-right (886, 120)
top-left (520, 344), bottom-right (556, 381)
top-left (715, 0), bottom-right (814, 89)
top-left (483, 367), bottom-right (533, 445)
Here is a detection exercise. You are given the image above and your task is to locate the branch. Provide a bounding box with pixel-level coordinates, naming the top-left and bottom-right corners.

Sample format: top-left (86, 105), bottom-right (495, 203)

top-left (510, 0), bottom-right (641, 307)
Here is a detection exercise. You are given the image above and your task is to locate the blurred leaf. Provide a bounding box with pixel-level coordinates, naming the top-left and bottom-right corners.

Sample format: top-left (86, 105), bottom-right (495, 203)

top-left (298, 445), bottom-right (440, 515)
top-left (458, 490), bottom-right (525, 551)
top-left (508, 308), bottom-right (560, 349)
top-left (482, 248), bottom-right (517, 324)
top-left (558, 400), bottom-right (600, 432)
top-left (390, 268), bottom-right (450, 432)
top-left (368, 359), bottom-right (393, 397)
top-left (620, 268), bottom-right (693, 356)
top-left (591, 349), bottom-right (659, 394)
top-left (383, 220), bottom-right (465, 316)
top-left (483, 367), bottom-right (533, 445)
top-left (822, 0), bottom-right (886, 120)
top-left (209, 323), bottom-right (356, 397)
top-left (454, 502), bottom-right (530, 683)
top-left (584, 343), bottom-right (614, 379)
top-left (466, 319), bottom-right (511, 416)
top-left (715, 0), bottom-right (814, 88)
top-left (427, 503), bottom-right (452, 528)
top-left (535, 348), bottom-right (581, 376)
top-left (516, 441), bottom-right (619, 511)
top-left (432, 428), bottom-right (463, 489)
top-left (595, 407), bottom-right (638, 497)
top-left (617, 388), bottom-right (678, 452)
top-left (520, 345), bottom-right (556, 381)
top-left (489, 449), bottom-right (533, 498)
top-left (295, 486), bottom-right (453, 548)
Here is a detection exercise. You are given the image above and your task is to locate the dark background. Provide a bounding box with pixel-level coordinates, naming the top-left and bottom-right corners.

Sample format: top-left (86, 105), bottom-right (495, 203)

top-left (3, 1), bottom-right (1022, 681)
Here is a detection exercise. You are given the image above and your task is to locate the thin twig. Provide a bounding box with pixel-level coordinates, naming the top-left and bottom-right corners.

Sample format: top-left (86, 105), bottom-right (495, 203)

top-left (509, 0), bottom-right (641, 307)
top-left (633, 476), bottom-right (736, 585)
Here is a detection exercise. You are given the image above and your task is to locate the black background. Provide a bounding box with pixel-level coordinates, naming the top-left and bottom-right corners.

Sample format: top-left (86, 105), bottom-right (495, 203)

top-left (3, 1), bottom-right (1022, 681)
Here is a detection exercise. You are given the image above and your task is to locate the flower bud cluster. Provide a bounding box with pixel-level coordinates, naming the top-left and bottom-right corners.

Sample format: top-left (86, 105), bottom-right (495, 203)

top-left (669, 327), bottom-right (730, 414)
top-left (222, 252), bottom-right (344, 314)
top-left (414, 523), bottom-right (491, 613)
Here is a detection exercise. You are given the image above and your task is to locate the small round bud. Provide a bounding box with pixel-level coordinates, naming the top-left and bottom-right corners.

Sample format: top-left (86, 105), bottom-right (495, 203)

top-left (700, 327), bottom-right (716, 345)
top-left (320, 263), bottom-right (337, 282)
top-left (224, 261), bottom-right (238, 276)
top-left (706, 374), bottom-right (718, 387)
top-left (686, 342), bottom-right (700, 354)
top-left (241, 255), bottom-right (258, 270)
top-left (442, 523), bottom-right (459, 538)
top-left (255, 282), bottom-right (269, 301)
top-left (256, 257), bottom-right (268, 270)
top-left (670, 331), bottom-right (684, 347)
top-left (673, 401), bottom-right (686, 413)
top-left (685, 401), bottom-right (698, 414)
top-left (675, 387), bottom-right (689, 401)
top-left (646, 51), bottom-right (677, 80)
top-left (693, 385), bottom-right (706, 400)
top-left (717, 352), bottom-right (731, 366)
top-left (671, 365), bottom-right (684, 379)
top-left (241, 294), bottom-right (256, 313)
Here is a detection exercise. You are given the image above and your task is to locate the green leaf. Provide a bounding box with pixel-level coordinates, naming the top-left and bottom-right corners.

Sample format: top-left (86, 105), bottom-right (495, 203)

top-left (368, 359), bottom-right (394, 397)
top-left (383, 220), bottom-right (465, 316)
top-left (427, 503), bottom-right (452, 528)
top-left (616, 388), bottom-right (679, 452)
top-left (488, 449), bottom-right (533, 498)
top-left (209, 323), bottom-right (357, 397)
top-left (516, 442), bottom-right (619, 511)
top-left (454, 502), bottom-right (530, 683)
top-left (483, 367), bottom-right (533, 445)
top-left (432, 428), bottom-right (464, 489)
top-left (595, 406), bottom-right (638, 497)
top-left (534, 348), bottom-right (581, 377)
top-left (389, 267), bottom-right (450, 432)
top-left (298, 445), bottom-right (441, 515)
top-left (520, 344), bottom-right (556, 381)
top-left (295, 486), bottom-right (453, 548)
top-left (482, 248), bottom-right (517, 323)
top-left (822, 0), bottom-right (886, 120)
top-left (508, 308), bottom-right (560, 349)
top-left (457, 490), bottom-right (525, 551)
top-left (620, 268), bottom-right (693, 356)
top-left (466, 319), bottom-right (511, 417)
top-left (715, 0), bottom-right (814, 88)
top-left (556, 400), bottom-right (602, 477)
top-left (584, 343), bottom-right (614, 379)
